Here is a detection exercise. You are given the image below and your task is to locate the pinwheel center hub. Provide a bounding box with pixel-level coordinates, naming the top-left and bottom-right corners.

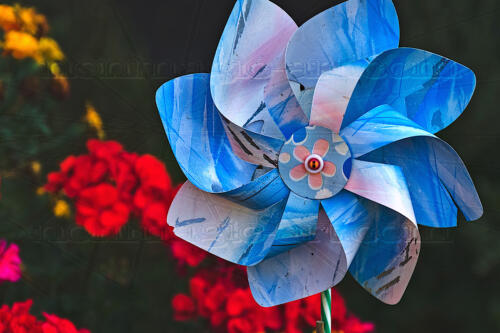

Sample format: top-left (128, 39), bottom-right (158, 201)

top-left (278, 126), bottom-right (352, 200)
top-left (305, 154), bottom-right (324, 173)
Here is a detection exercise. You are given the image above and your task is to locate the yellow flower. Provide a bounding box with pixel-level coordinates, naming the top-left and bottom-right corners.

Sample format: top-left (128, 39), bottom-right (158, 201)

top-left (49, 62), bottom-right (61, 76)
top-left (0, 5), bottom-right (18, 31)
top-left (85, 102), bottom-right (105, 139)
top-left (53, 199), bottom-right (71, 218)
top-left (30, 161), bottom-right (42, 175)
top-left (3, 30), bottom-right (39, 60)
top-left (37, 37), bottom-right (64, 63)
top-left (36, 187), bottom-right (46, 196)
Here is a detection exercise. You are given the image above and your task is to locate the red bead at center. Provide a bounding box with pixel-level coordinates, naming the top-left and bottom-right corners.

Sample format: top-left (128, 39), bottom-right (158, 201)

top-left (307, 158), bottom-right (321, 171)
top-left (304, 154), bottom-right (324, 174)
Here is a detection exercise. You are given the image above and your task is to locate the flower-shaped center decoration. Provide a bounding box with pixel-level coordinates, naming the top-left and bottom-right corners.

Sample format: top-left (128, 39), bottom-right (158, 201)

top-left (278, 126), bottom-right (352, 200)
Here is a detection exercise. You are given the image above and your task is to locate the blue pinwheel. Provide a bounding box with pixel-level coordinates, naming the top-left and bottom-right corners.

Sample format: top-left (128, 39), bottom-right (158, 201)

top-left (156, 0), bottom-right (482, 307)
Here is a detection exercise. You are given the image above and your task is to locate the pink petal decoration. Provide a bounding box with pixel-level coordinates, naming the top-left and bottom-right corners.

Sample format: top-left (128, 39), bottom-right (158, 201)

top-left (293, 145), bottom-right (310, 163)
top-left (308, 173), bottom-right (323, 190)
top-left (290, 164), bottom-right (307, 181)
top-left (312, 139), bottom-right (330, 157)
top-left (322, 161), bottom-right (337, 177)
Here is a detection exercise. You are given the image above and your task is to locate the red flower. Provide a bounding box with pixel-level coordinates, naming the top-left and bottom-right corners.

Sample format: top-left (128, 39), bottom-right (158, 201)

top-left (8, 314), bottom-right (42, 333)
top-left (86, 139), bottom-right (122, 160)
top-left (170, 240), bottom-right (206, 267)
top-left (172, 259), bottom-right (375, 333)
top-left (0, 300), bottom-right (88, 333)
top-left (75, 184), bottom-right (129, 237)
top-left (189, 275), bottom-right (210, 313)
top-left (204, 283), bottom-right (228, 313)
top-left (63, 156), bottom-right (107, 198)
top-left (342, 316), bottom-right (376, 333)
top-left (227, 317), bottom-right (254, 333)
top-left (41, 313), bottom-right (88, 333)
top-left (44, 140), bottom-right (179, 240)
top-left (171, 295), bottom-right (196, 321)
top-left (0, 300), bottom-right (41, 333)
top-left (112, 154), bottom-right (139, 205)
top-left (134, 155), bottom-right (171, 196)
top-left (226, 289), bottom-right (254, 317)
top-left (332, 289), bottom-right (348, 327)
top-left (140, 202), bottom-right (171, 239)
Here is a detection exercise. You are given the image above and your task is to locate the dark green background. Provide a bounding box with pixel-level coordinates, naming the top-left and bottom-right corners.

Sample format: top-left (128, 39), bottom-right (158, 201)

top-left (0, 0), bottom-right (499, 332)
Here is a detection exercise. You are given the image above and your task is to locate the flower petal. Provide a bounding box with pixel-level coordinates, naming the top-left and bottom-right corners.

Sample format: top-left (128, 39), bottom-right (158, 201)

top-left (345, 160), bottom-right (416, 224)
top-left (312, 139), bottom-right (329, 157)
top-left (168, 181), bottom-right (288, 266)
top-left (289, 164), bottom-right (307, 181)
top-left (362, 136), bottom-right (483, 226)
top-left (322, 161), bottom-right (336, 177)
top-left (211, 0), bottom-right (298, 139)
top-left (267, 192), bottom-right (320, 257)
top-left (310, 60), bottom-right (369, 133)
top-left (342, 48), bottom-right (476, 133)
top-left (286, 0), bottom-right (399, 114)
top-left (341, 104), bottom-right (434, 158)
top-left (293, 145), bottom-right (310, 163)
top-left (308, 173), bottom-right (323, 190)
top-left (247, 208), bottom-right (347, 307)
top-left (349, 206), bottom-right (420, 305)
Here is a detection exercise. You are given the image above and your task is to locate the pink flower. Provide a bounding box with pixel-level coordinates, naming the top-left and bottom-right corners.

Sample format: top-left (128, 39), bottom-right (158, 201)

top-left (289, 139), bottom-right (336, 190)
top-left (0, 240), bottom-right (22, 283)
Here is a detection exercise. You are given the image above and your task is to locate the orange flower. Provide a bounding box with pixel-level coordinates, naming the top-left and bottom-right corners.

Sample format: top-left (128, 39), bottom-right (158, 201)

top-left (18, 7), bottom-right (49, 36)
top-left (0, 5), bottom-right (18, 31)
top-left (3, 30), bottom-right (39, 60)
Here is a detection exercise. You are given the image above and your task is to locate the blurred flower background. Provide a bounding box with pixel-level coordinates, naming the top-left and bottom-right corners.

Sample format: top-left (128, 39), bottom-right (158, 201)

top-left (0, 0), bottom-right (498, 332)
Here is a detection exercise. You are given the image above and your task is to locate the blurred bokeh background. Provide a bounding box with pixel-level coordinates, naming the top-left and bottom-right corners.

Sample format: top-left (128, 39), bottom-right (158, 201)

top-left (0, 0), bottom-right (499, 332)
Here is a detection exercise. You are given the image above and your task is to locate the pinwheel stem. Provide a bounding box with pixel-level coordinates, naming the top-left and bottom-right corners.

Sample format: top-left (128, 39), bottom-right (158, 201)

top-left (320, 289), bottom-right (332, 333)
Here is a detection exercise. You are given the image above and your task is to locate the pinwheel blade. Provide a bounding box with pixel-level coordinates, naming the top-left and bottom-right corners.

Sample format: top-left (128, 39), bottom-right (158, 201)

top-left (310, 60), bottom-right (369, 133)
top-left (211, 0), bottom-right (298, 139)
top-left (264, 54), bottom-right (309, 139)
top-left (342, 48), bottom-right (476, 133)
top-left (156, 73), bottom-right (256, 193)
top-left (362, 136), bottom-right (482, 226)
top-left (266, 192), bottom-right (320, 257)
top-left (219, 169), bottom-right (289, 210)
top-left (248, 208), bottom-right (347, 307)
top-left (341, 104), bottom-right (434, 158)
top-left (345, 160), bottom-right (416, 224)
top-left (321, 191), bottom-right (376, 266)
top-left (168, 181), bottom-right (288, 266)
top-left (221, 116), bottom-right (283, 168)
top-left (157, 73), bottom-right (287, 189)
top-left (349, 206), bottom-right (420, 305)
top-left (286, 0), bottom-right (399, 114)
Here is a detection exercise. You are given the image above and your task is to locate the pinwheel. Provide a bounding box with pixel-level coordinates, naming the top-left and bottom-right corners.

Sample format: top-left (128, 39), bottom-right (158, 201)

top-left (156, 0), bottom-right (482, 308)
